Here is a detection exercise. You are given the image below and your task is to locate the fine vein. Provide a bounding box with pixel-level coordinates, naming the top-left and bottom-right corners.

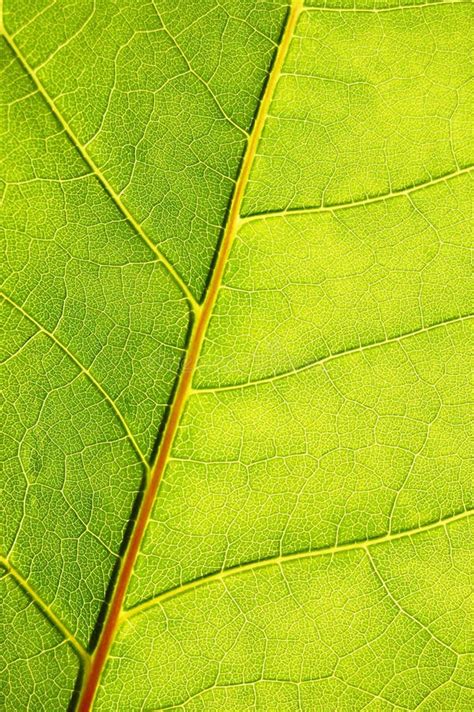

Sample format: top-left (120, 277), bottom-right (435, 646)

top-left (2, 292), bottom-right (149, 469)
top-left (75, 2), bottom-right (303, 709)
top-left (365, 549), bottom-right (459, 656)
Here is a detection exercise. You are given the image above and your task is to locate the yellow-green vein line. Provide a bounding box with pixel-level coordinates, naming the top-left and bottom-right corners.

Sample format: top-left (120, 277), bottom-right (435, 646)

top-left (302, 0), bottom-right (466, 13)
top-left (240, 165), bottom-right (473, 225)
top-left (1, 556), bottom-right (89, 661)
top-left (123, 508), bottom-right (472, 619)
top-left (193, 313), bottom-right (473, 393)
top-left (1, 28), bottom-right (200, 314)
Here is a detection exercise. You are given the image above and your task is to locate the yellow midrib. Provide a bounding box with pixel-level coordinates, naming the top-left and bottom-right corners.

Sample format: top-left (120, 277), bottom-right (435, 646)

top-left (75, 2), bottom-right (304, 709)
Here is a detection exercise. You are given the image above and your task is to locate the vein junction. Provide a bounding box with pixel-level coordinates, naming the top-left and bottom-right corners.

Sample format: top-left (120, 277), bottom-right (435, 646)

top-left (75, 3), bottom-right (305, 708)
top-left (0, 556), bottom-right (88, 660)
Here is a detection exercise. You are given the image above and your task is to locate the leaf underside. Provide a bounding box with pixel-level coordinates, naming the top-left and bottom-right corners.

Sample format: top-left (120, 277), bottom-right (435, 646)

top-left (1, 0), bottom-right (473, 710)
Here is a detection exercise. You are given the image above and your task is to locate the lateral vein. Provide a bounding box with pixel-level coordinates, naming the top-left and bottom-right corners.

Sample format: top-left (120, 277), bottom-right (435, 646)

top-left (240, 165), bottom-right (473, 224)
top-left (124, 508), bottom-right (473, 619)
top-left (302, 0), bottom-right (467, 13)
top-left (1, 29), bottom-right (199, 314)
top-left (1, 556), bottom-right (89, 661)
top-left (2, 292), bottom-right (149, 470)
top-left (193, 313), bottom-right (473, 394)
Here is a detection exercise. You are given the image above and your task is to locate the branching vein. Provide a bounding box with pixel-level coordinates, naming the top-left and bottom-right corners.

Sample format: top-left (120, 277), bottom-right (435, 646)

top-left (1, 556), bottom-right (89, 661)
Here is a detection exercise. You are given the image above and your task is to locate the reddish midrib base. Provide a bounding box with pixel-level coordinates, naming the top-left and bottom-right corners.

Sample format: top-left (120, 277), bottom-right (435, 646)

top-left (77, 3), bottom-right (301, 707)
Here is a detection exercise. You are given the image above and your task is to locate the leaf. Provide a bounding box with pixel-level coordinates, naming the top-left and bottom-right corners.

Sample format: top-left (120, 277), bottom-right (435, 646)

top-left (1, 0), bottom-right (473, 710)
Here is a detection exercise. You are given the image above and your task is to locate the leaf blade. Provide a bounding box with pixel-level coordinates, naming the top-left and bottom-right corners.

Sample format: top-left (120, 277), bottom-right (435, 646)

top-left (1, 0), bottom-right (473, 709)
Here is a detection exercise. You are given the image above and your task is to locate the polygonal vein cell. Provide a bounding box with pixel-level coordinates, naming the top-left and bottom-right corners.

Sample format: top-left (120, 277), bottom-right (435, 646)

top-left (1, 33), bottom-right (190, 654)
top-left (96, 516), bottom-right (473, 711)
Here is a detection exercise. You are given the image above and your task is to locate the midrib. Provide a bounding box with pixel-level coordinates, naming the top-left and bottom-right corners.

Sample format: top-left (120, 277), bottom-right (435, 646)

top-left (76, 2), bottom-right (303, 708)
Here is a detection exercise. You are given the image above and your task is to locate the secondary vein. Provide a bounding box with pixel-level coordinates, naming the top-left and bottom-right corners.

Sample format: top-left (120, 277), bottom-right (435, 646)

top-left (240, 165), bottom-right (473, 225)
top-left (2, 292), bottom-right (149, 470)
top-left (1, 556), bottom-right (89, 661)
top-left (302, 0), bottom-right (466, 13)
top-left (1, 29), bottom-right (199, 314)
top-left (123, 508), bottom-right (472, 620)
top-left (193, 313), bottom-right (473, 393)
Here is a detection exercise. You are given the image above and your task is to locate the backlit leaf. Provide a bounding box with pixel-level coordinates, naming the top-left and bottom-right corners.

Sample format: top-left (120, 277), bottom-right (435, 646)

top-left (1, 1), bottom-right (473, 710)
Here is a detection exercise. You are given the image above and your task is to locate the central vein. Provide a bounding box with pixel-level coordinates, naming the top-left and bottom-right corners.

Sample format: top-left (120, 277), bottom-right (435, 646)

top-left (76, 2), bottom-right (302, 708)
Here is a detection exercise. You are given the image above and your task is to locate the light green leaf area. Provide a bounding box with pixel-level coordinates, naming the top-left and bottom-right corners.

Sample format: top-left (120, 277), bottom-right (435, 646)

top-left (1, 0), bottom-right (473, 711)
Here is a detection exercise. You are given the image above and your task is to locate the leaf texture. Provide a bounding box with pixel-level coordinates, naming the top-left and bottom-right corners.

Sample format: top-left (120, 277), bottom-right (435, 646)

top-left (1, 0), bottom-right (473, 710)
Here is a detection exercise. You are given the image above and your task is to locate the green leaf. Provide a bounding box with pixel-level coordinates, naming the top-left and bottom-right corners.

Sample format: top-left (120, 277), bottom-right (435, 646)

top-left (1, 1), bottom-right (473, 710)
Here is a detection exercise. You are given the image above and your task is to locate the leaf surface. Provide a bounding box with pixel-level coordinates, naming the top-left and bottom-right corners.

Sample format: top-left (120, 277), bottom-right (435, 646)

top-left (1, 1), bottom-right (473, 710)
